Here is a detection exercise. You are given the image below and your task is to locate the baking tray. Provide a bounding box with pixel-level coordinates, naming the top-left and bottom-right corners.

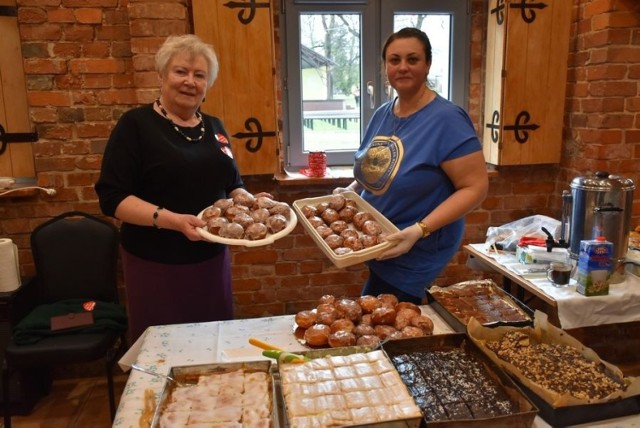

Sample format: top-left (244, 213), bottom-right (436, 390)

top-left (292, 191), bottom-right (400, 268)
top-left (381, 334), bottom-right (538, 428)
top-left (467, 313), bottom-right (640, 428)
top-left (276, 345), bottom-right (422, 427)
top-left (515, 380), bottom-right (640, 427)
top-left (426, 279), bottom-right (534, 333)
top-left (150, 360), bottom-right (278, 427)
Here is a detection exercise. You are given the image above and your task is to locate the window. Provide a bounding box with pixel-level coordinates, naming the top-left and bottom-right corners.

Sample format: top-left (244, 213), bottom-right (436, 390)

top-left (282, 0), bottom-right (470, 170)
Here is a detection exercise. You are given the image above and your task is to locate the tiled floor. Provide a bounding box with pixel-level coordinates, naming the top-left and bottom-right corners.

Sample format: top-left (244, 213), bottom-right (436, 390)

top-left (2, 373), bottom-right (129, 428)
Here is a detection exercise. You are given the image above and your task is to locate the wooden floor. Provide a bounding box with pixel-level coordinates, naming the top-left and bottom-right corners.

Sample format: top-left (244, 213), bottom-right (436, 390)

top-left (1, 373), bottom-right (129, 428)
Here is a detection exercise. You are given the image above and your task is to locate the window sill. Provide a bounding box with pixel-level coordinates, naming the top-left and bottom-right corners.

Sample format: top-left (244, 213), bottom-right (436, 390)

top-left (275, 166), bottom-right (354, 187)
top-left (275, 165), bottom-right (498, 186)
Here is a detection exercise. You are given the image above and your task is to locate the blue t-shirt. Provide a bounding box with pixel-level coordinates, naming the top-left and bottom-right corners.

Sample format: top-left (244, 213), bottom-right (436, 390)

top-left (354, 94), bottom-right (482, 297)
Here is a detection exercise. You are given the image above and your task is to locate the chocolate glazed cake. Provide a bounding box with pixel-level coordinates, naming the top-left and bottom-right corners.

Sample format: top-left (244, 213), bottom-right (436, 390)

top-left (391, 348), bottom-right (515, 421)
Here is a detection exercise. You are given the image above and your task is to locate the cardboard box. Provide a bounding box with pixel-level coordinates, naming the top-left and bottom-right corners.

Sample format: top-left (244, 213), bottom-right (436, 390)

top-left (516, 245), bottom-right (569, 264)
top-left (576, 238), bottom-right (612, 296)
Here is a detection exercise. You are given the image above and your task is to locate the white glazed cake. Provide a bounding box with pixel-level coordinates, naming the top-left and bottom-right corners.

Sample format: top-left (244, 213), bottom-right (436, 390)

top-left (158, 369), bottom-right (271, 428)
top-left (280, 350), bottom-right (422, 427)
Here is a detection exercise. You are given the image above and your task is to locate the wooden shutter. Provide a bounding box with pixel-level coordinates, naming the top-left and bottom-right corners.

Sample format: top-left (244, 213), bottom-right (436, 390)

top-left (0, 0), bottom-right (36, 178)
top-left (192, 0), bottom-right (278, 175)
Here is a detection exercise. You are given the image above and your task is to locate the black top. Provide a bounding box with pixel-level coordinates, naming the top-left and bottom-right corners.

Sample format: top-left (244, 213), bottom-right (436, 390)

top-left (95, 103), bottom-right (244, 264)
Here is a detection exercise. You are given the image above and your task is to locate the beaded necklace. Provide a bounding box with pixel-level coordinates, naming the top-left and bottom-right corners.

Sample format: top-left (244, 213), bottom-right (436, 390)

top-left (155, 98), bottom-right (205, 142)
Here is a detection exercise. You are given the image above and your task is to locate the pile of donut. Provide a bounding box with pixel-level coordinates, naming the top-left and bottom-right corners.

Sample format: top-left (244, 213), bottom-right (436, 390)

top-left (201, 193), bottom-right (291, 241)
top-left (299, 193), bottom-right (388, 256)
top-left (295, 294), bottom-right (434, 348)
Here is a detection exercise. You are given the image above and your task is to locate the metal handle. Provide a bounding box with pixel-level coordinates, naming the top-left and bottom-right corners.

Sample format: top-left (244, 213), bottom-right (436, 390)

top-left (366, 80), bottom-right (375, 109)
top-left (385, 81), bottom-right (394, 101)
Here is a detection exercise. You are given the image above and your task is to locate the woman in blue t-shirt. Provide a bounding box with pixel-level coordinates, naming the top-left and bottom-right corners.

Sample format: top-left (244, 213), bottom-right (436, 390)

top-left (335, 28), bottom-right (489, 304)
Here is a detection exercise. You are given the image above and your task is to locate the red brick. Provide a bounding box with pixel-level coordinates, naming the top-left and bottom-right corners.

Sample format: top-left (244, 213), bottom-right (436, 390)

top-left (67, 172), bottom-right (96, 186)
top-left (82, 42), bottom-right (110, 57)
top-left (62, 0), bottom-right (118, 7)
top-left (27, 91), bottom-right (72, 106)
top-left (65, 27), bottom-right (97, 44)
top-left (53, 42), bottom-right (82, 58)
top-left (69, 58), bottom-right (124, 74)
top-left (129, 20), bottom-right (187, 37)
top-left (76, 122), bottom-right (113, 138)
top-left (24, 59), bottom-right (68, 74)
top-left (234, 250), bottom-right (278, 264)
top-left (585, 64), bottom-right (628, 80)
top-left (233, 278), bottom-right (261, 292)
top-left (592, 11), bottom-right (640, 31)
top-left (77, 155), bottom-right (103, 170)
top-left (96, 25), bottom-right (131, 41)
top-left (583, 0), bottom-right (617, 18)
top-left (31, 108), bottom-right (58, 123)
top-left (47, 8), bottom-right (75, 23)
top-left (40, 124), bottom-right (74, 140)
top-left (588, 81), bottom-right (637, 97)
top-left (19, 24), bottom-right (63, 40)
top-left (75, 8), bottom-right (103, 24)
top-left (275, 262), bottom-right (297, 275)
top-left (128, 3), bottom-right (186, 19)
top-left (83, 75), bottom-right (113, 89)
top-left (134, 71), bottom-right (160, 88)
top-left (113, 73), bottom-right (135, 88)
top-left (586, 113), bottom-right (634, 129)
top-left (19, 7), bottom-right (48, 24)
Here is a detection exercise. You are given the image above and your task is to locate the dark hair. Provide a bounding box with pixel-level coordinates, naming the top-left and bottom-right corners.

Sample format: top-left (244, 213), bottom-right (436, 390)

top-left (382, 27), bottom-right (432, 63)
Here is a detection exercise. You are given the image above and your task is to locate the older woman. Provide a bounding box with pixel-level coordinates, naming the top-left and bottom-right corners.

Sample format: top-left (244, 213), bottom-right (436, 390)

top-left (96, 34), bottom-right (256, 341)
top-left (335, 27), bottom-right (489, 304)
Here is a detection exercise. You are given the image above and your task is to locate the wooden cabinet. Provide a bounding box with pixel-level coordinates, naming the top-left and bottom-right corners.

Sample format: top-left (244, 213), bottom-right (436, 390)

top-left (192, 0), bottom-right (278, 175)
top-left (482, 0), bottom-right (571, 166)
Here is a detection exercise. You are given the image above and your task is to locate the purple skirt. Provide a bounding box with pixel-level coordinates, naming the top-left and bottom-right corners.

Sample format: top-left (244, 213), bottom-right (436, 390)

top-left (121, 247), bottom-right (233, 341)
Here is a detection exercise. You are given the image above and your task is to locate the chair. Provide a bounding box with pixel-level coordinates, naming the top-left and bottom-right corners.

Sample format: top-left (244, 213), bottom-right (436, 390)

top-left (2, 211), bottom-right (127, 427)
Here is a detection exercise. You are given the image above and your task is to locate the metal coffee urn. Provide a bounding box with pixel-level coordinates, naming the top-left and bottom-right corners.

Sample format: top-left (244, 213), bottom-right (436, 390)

top-left (561, 171), bottom-right (635, 283)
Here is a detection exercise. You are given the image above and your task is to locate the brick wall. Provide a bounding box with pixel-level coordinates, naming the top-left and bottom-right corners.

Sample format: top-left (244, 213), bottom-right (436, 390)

top-left (0, 0), bottom-right (638, 320)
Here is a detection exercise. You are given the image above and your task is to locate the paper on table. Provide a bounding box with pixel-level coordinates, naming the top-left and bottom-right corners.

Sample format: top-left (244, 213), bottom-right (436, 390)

top-left (528, 275), bottom-right (640, 329)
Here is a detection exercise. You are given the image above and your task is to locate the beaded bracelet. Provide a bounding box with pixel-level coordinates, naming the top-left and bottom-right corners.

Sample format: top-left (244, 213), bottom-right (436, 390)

top-left (152, 206), bottom-right (164, 229)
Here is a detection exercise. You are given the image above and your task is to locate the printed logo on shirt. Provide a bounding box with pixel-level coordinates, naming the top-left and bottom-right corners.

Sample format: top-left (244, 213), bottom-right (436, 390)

top-left (354, 135), bottom-right (404, 195)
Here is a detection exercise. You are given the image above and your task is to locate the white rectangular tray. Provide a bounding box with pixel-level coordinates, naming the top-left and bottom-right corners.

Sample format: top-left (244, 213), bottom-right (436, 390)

top-left (292, 191), bottom-right (399, 268)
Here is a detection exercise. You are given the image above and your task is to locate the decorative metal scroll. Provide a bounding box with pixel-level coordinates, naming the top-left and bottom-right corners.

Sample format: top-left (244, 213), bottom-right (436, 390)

top-left (490, 0), bottom-right (548, 25)
top-left (0, 124), bottom-right (38, 155)
top-left (486, 111), bottom-right (501, 143)
top-left (485, 110), bottom-right (539, 145)
top-left (223, 0), bottom-right (270, 25)
top-left (232, 117), bottom-right (276, 153)
top-left (0, 6), bottom-right (17, 17)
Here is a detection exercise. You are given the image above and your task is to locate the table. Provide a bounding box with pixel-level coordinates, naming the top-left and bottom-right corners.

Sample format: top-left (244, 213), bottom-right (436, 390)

top-left (464, 243), bottom-right (640, 329)
top-left (112, 305), bottom-right (640, 428)
top-left (113, 306), bottom-right (452, 427)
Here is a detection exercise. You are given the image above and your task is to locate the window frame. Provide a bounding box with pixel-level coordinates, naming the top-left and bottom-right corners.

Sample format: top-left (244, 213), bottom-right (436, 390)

top-left (281, 0), bottom-right (471, 170)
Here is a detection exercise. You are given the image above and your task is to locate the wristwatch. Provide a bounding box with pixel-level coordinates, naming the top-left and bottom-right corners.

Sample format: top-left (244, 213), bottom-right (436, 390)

top-left (416, 221), bottom-right (431, 238)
